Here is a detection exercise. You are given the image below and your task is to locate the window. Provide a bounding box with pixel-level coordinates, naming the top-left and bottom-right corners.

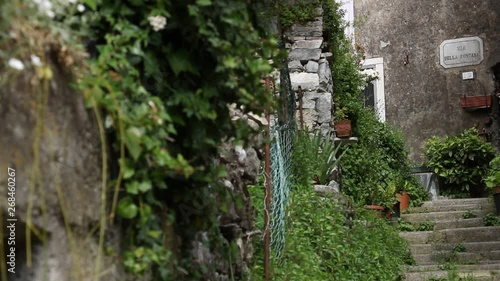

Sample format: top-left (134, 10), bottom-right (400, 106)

top-left (361, 58), bottom-right (386, 122)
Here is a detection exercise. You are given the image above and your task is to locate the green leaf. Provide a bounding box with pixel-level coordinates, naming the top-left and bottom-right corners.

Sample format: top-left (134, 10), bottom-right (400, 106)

top-left (138, 180), bottom-right (152, 193)
top-left (117, 197), bottom-right (138, 219)
top-left (82, 0), bottom-right (96, 11)
top-left (126, 181), bottom-right (139, 195)
top-left (124, 126), bottom-right (144, 160)
top-left (196, 0), bottom-right (212, 6)
top-left (166, 47), bottom-right (200, 76)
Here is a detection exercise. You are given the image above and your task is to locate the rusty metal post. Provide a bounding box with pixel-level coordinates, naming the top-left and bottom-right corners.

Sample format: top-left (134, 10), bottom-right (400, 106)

top-left (297, 86), bottom-right (304, 130)
top-left (263, 77), bottom-right (272, 281)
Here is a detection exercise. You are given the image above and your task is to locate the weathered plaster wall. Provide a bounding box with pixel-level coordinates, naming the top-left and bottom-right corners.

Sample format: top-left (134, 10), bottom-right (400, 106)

top-left (355, 0), bottom-right (500, 161)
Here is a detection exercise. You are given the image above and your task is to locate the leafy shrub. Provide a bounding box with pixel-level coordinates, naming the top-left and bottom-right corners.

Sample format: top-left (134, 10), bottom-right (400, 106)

top-left (341, 109), bottom-right (429, 208)
top-left (249, 185), bottom-right (414, 281)
top-left (292, 130), bottom-right (345, 186)
top-left (424, 128), bottom-right (496, 194)
top-left (485, 154), bottom-right (500, 191)
top-left (279, 1), bottom-right (318, 30)
top-left (483, 213), bottom-right (500, 226)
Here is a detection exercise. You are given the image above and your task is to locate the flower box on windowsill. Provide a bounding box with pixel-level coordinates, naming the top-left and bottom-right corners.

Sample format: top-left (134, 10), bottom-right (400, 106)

top-left (460, 95), bottom-right (492, 111)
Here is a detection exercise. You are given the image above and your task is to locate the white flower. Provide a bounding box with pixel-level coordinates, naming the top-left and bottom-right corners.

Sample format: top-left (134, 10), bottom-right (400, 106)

top-left (46, 10), bottom-right (55, 18)
top-left (30, 55), bottom-right (42, 66)
top-left (8, 58), bottom-right (24, 71)
top-left (105, 115), bottom-right (113, 128)
top-left (77, 4), bottom-right (85, 12)
top-left (41, 0), bottom-right (52, 10)
top-left (68, 0), bottom-right (77, 3)
top-left (148, 15), bottom-right (167, 32)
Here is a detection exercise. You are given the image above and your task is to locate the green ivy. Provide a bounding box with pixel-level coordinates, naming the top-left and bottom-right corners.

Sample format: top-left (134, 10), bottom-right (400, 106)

top-left (74, 0), bottom-right (280, 279)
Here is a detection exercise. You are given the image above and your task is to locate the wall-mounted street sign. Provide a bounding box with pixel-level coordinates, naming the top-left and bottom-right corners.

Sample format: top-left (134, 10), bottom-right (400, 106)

top-left (439, 36), bottom-right (484, 69)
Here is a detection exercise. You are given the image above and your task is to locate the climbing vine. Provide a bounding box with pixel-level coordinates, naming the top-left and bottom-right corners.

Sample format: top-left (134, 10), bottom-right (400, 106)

top-left (2, 0), bottom-right (280, 280)
top-left (76, 1), bottom-right (279, 279)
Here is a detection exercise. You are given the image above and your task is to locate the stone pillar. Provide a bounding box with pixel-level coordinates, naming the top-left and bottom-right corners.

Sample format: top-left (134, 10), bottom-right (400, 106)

top-left (284, 7), bottom-right (334, 136)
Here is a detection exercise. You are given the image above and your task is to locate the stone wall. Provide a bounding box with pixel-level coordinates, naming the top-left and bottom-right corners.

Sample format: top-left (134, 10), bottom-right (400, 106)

top-left (0, 51), bottom-right (127, 281)
top-left (355, 0), bottom-right (500, 161)
top-left (285, 8), bottom-right (335, 136)
top-left (0, 48), bottom-right (263, 281)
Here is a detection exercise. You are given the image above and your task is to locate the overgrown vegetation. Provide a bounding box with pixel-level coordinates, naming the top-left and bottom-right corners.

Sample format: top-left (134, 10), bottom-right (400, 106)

top-left (279, 0), bottom-right (319, 30)
top-left (249, 181), bottom-right (414, 280)
top-left (320, 0), bottom-right (429, 208)
top-left (2, 0), bottom-right (279, 280)
top-left (424, 128), bottom-right (496, 196)
top-left (250, 3), bottom-right (413, 280)
top-left (399, 220), bottom-right (435, 232)
top-left (292, 130), bottom-right (345, 186)
top-left (485, 154), bottom-right (500, 192)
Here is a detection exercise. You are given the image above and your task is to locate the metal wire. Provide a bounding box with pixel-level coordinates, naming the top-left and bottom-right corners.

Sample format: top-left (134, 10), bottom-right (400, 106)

top-left (268, 35), bottom-right (295, 259)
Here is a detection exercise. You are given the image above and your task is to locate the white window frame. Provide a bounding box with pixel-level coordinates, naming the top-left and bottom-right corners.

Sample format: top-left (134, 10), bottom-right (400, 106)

top-left (361, 57), bottom-right (386, 123)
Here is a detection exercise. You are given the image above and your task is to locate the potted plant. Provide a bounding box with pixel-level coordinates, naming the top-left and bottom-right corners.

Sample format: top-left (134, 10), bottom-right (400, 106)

top-left (424, 128), bottom-right (496, 198)
top-left (365, 183), bottom-right (398, 219)
top-left (396, 181), bottom-right (412, 213)
top-left (333, 107), bottom-right (352, 138)
top-left (484, 155), bottom-right (500, 214)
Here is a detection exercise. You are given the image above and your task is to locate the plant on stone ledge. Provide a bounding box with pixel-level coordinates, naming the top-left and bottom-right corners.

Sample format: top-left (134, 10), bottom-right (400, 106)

top-left (292, 130), bottom-right (346, 186)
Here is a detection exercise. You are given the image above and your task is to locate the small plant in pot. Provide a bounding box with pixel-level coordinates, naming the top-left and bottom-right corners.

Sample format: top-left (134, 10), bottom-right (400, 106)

top-left (333, 107), bottom-right (352, 138)
top-left (484, 155), bottom-right (500, 214)
top-left (365, 182), bottom-right (398, 219)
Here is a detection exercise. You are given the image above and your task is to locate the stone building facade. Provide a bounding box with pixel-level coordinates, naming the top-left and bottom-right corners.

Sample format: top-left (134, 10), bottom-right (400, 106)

top-left (354, 0), bottom-right (500, 161)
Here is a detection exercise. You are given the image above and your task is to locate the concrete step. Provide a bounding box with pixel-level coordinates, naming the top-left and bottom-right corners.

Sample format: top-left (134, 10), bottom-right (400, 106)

top-left (413, 251), bottom-right (500, 265)
top-left (410, 203), bottom-right (494, 213)
top-left (400, 226), bottom-right (500, 244)
top-left (434, 218), bottom-right (485, 230)
top-left (421, 198), bottom-right (493, 208)
top-left (401, 210), bottom-right (491, 224)
top-left (410, 242), bottom-right (500, 255)
top-left (405, 270), bottom-right (500, 281)
top-left (408, 263), bottom-right (500, 272)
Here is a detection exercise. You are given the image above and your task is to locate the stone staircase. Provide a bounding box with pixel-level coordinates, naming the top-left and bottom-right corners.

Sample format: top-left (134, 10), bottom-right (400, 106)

top-left (401, 198), bottom-right (500, 280)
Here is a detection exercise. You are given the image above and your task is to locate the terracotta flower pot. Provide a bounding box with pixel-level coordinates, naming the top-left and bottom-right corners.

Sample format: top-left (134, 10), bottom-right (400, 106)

top-left (365, 205), bottom-right (384, 218)
top-left (460, 95), bottom-right (492, 110)
top-left (399, 192), bottom-right (410, 212)
top-left (334, 120), bottom-right (352, 138)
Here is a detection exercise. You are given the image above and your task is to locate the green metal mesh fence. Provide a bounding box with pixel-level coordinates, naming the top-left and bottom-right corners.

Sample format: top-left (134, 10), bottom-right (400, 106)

top-left (269, 36), bottom-right (295, 259)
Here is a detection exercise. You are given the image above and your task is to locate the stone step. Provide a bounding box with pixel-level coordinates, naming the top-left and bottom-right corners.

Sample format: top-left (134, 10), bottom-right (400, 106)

top-left (413, 251), bottom-right (500, 265)
top-left (421, 198), bottom-right (493, 208)
top-left (434, 218), bottom-right (485, 230)
top-left (400, 226), bottom-right (500, 244)
top-left (410, 203), bottom-right (493, 213)
top-left (408, 263), bottom-right (500, 272)
top-left (410, 242), bottom-right (500, 255)
top-left (405, 270), bottom-right (500, 281)
top-left (401, 210), bottom-right (491, 224)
